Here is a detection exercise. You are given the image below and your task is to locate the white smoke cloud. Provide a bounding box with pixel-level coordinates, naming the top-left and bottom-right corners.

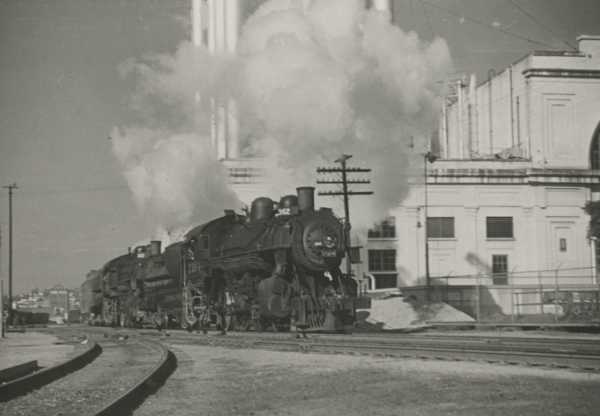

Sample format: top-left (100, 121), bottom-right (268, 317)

top-left (236, 0), bottom-right (452, 225)
top-left (111, 127), bottom-right (240, 243)
top-left (113, 0), bottom-right (452, 240)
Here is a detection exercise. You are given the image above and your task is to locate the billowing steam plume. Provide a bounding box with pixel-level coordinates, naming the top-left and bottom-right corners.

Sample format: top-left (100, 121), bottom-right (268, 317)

top-left (112, 0), bottom-right (452, 240)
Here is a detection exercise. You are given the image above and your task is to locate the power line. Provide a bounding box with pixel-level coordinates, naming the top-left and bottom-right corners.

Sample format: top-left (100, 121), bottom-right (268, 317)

top-left (0, 185), bottom-right (129, 197)
top-left (507, 0), bottom-right (576, 50)
top-left (317, 155), bottom-right (373, 285)
top-left (418, 0), bottom-right (557, 49)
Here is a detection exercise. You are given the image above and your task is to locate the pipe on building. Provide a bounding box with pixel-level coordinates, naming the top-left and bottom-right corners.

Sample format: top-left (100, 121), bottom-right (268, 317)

top-left (440, 99), bottom-right (448, 159)
top-left (192, 0), bottom-right (202, 46)
top-left (509, 65), bottom-right (515, 147)
top-left (225, 0), bottom-right (238, 54)
top-left (217, 104), bottom-right (227, 160)
top-left (225, 0), bottom-right (240, 159)
top-left (207, 0), bottom-right (216, 53)
top-left (371, 0), bottom-right (391, 11)
top-left (215, 0), bottom-right (225, 51)
top-left (227, 99), bottom-right (239, 159)
top-left (488, 69), bottom-right (495, 154)
top-left (468, 73), bottom-right (477, 156)
top-left (456, 79), bottom-right (464, 158)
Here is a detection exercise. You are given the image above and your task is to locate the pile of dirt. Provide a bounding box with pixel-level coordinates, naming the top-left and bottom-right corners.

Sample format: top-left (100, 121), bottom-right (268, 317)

top-left (356, 294), bottom-right (474, 331)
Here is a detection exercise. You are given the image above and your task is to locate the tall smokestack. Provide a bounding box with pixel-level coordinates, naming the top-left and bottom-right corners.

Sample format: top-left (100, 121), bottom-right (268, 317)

top-left (370, 0), bottom-right (393, 22)
top-left (192, 0), bottom-right (240, 160)
top-left (192, 0), bottom-right (203, 46)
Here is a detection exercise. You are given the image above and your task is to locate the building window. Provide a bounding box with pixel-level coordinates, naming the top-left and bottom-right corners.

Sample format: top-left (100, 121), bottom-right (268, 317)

top-left (373, 274), bottom-right (397, 289)
top-left (427, 217), bottom-right (455, 238)
top-left (368, 250), bottom-right (396, 271)
top-left (492, 254), bottom-right (508, 285)
top-left (486, 217), bottom-right (513, 239)
top-left (559, 238), bottom-right (567, 252)
top-left (228, 167), bottom-right (264, 184)
top-left (368, 217), bottom-right (396, 238)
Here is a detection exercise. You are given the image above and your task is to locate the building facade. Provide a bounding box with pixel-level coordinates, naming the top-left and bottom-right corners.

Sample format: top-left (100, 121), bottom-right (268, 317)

top-left (358, 36), bottom-right (600, 302)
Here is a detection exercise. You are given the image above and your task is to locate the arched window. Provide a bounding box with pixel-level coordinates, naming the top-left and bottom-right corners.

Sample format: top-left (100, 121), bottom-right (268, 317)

top-left (590, 122), bottom-right (600, 169)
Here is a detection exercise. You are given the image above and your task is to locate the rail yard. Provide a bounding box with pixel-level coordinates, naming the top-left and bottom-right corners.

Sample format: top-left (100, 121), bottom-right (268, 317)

top-left (3, 0), bottom-right (600, 414)
top-left (2, 325), bottom-right (600, 415)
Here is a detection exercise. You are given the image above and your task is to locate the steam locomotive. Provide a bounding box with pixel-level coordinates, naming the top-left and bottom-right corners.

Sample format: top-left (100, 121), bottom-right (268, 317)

top-left (80, 187), bottom-right (357, 333)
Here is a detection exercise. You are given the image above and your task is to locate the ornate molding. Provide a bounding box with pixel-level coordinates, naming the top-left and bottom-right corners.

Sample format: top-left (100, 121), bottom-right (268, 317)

top-left (523, 68), bottom-right (600, 79)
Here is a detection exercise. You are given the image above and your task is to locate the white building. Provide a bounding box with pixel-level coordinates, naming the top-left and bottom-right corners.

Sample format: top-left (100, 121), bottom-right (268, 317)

top-left (358, 36), bottom-right (600, 313)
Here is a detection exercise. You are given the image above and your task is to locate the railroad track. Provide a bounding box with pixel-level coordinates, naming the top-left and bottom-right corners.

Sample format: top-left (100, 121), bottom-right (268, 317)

top-left (0, 334), bottom-right (176, 416)
top-left (44, 326), bottom-right (600, 373)
top-left (149, 329), bottom-right (600, 372)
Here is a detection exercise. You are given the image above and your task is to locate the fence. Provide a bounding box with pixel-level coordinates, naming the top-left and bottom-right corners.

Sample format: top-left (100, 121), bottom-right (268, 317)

top-left (404, 266), bottom-right (600, 324)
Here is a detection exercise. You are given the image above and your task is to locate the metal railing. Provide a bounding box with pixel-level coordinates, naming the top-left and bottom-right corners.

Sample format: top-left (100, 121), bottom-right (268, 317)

top-left (424, 266), bottom-right (600, 324)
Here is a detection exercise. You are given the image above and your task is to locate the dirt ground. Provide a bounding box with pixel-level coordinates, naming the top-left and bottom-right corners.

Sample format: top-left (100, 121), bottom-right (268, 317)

top-left (0, 332), bottom-right (74, 369)
top-left (135, 343), bottom-right (600, 416)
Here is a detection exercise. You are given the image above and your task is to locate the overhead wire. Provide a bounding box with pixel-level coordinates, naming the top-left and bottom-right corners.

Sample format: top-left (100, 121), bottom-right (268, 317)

top-left (418, 0), bottom-right (557, 49)
top-left (507, 0), bottom-right (577, 50)
top-left (0, 185), bottom-right (130, 197)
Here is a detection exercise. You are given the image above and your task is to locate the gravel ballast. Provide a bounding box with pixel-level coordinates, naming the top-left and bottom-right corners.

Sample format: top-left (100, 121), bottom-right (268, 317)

top-left (136, 343), bottom-right (600, 416)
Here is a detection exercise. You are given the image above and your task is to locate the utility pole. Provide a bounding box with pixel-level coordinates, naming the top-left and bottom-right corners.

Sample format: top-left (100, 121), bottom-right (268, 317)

top-left (3, 183), bottom-right (17, 324)
top-left (423, 152), bottom-right (437, 301)
top-left (317, 155), bottom-right (373, 280)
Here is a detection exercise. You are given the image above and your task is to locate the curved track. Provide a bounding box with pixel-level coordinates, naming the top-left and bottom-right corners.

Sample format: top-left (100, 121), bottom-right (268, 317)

top-left (0, 341), bottom-right (101, 402)
top-left (0, 333), bottom-right (175, 416)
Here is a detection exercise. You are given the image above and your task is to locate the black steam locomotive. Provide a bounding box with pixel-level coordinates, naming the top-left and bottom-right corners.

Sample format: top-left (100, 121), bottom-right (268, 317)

top-left (81, 187), bottom-right (356, 333)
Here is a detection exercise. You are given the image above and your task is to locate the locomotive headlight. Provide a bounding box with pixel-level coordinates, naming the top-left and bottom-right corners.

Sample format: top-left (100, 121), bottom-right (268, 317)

top-left (323, 235), bottom-right (337, 249)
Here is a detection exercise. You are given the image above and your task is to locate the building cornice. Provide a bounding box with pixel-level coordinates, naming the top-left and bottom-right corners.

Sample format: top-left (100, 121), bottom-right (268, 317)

top-left (523, 68), bottom-right (600, 79)
top-left (427, 168), bottom-right (600, 185)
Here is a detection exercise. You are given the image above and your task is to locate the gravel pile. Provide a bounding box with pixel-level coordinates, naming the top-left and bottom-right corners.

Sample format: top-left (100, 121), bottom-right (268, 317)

top-left (0, 340), bottom-right (162, 416)
top-left (357, 297), bottom-right (474, 330)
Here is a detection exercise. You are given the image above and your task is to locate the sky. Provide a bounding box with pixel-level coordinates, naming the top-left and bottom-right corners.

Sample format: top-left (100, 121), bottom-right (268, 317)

top-left (1, 0), bottom-right (599, 293)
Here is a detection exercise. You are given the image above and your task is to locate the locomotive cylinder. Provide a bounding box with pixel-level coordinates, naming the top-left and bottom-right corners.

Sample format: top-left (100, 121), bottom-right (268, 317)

top-left (251, 197), bottom-right (274, 221)
top-left (297, 186), bottom-right (315, 212)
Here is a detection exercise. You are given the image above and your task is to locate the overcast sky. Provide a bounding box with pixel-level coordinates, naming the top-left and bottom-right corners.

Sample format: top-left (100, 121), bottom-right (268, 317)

top-left (1, 0), bottom-right (599, 293)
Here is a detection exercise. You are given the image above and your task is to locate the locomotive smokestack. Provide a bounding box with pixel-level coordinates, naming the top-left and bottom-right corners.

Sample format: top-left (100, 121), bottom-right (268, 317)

top-left (150, 240), bottom-right (162, 256)
top-left (297, 187), bottom-right (315, 212)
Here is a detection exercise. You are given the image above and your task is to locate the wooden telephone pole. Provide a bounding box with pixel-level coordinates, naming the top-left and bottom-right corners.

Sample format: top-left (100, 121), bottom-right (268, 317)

top-left (317, 155), bottom-right (373, 279)
top-left (3, 183), bottom-right (17, 324)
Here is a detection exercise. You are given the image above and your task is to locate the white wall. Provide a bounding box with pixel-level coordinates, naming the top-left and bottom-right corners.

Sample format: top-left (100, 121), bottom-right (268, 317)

top-left (391, 183), bottom-right (594, 287)
top-left (440, 38), bottom-right (600, 166)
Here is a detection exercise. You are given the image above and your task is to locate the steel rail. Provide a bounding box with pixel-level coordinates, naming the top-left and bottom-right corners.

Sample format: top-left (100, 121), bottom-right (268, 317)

top-left (0, 360), bottom-right (39, 383)
top-left (91, 339), bottom-right (177, 416)
top-left (0, 342), bottom-right (102, 402)
top-left (161, 332), bottom-right (600, 372)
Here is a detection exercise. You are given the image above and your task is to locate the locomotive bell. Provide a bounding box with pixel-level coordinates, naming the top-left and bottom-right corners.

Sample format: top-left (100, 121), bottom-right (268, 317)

top-left (297, 186), bottom-right (315, 212)
top-left (250, 197), bottom-right (274, 221)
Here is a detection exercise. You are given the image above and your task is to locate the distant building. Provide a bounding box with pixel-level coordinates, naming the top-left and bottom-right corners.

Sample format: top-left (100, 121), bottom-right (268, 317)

top-left (358, 36), bottom-right (600, 305)
top-left (48, 285), bottom-right (69, 316)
